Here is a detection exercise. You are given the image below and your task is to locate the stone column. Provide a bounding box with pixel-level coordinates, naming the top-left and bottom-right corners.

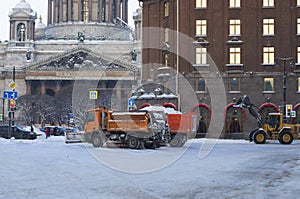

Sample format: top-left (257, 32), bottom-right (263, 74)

top-left (125, 0), bottom-right (128, 23)
top-left (55, 81), bottom-right (61, 93)
top-left (99, 0), bottom-right (102, 22)
top-left (89, 0), bottom-right (92, 21)
top-left (68, 0), bottom-right (72, 21)
top-left (53, 0), bottom-right (57, 23)
top-left (116, 0), bottom-right (120, 19)
top-left (108, 0), bottom-right (112, 22)
top-left (26, 21), bottom-right (30, 41)
top-left (40, 81), bottom-right (46, 95)
top-left (26, 81), bottom-right (31, 95)
top-left (59, 0), bottom-right (63, 23)
top-left (48, 0), bottom-right (52, 25)
top-left (10, 21), bottom-right (15, 40)
top-left (122, 0), bottom-right (125, 22)
top-left (115, 83), bottom-right (122, 110)
top-left (78, 0), bottom-right (82, 21)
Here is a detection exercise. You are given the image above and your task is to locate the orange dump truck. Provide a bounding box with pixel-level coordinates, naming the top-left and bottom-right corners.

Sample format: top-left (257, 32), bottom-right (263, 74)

top-left (84, 107), bottom-right (163, 149)
top-left (84, 106), bottom-right (197, 148)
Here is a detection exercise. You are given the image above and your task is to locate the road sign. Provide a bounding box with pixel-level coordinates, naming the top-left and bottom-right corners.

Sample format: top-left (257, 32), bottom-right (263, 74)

top-left (89, 90), bottom-right (98, 100)
top-left (3, 91), bottom-right (18, 99)
top-left (9, 81), bottom-right (16, 89)
top-left (128, 99), bottom-right (135, 111)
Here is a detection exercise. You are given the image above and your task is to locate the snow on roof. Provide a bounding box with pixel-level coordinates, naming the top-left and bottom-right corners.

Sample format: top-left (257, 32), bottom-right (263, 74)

top-left (112, 112), bottom-right (147, 116)
top-left (129, 93), bottom-right (178, 100)
top-left (141, 105), bottom-right (181, 114)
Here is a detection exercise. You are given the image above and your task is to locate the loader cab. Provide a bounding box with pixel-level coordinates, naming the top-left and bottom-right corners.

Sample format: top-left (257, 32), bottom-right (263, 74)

top-left (266, 113), bottom-right (282, 131)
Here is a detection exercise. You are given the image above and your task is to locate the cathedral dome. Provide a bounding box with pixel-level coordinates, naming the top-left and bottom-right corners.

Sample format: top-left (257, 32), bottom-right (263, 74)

top-left (36, 16), bottom-right (46, 29)
top-left (15, 0), bottom-right (32, 10)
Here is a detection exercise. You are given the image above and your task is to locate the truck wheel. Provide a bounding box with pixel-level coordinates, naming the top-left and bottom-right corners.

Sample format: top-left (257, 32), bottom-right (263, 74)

top-left (169, 136), bottom-right (183, 147)
top-left (127, 136), bottom-right (140, 149)
top-left (278, 131), bottom-right (293, 144)
top-left (253, 131), bottom-right (266, 144)
top-left (249, 128), bottom-right (259, 142)
top-left (92, 133), bottom-right (103, 148)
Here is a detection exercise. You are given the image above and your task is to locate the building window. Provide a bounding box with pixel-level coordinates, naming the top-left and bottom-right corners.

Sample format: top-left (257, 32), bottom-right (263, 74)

top-left (297, 18), bottom-right (300, 35)
top-left (229, 77), bottom-right (240, 92)
top-left (197, 78), bottom-right (206, 92)
top-left (164, 2), bottom-right (169, 17)
top-left (164, 53), bottom-right (169, 66)
top-left (82, 0), bottom-right (89, 22)
top-left (263, 47), bottom-right (275, 64)
top-left (229, 0), bottom-right (241, 8)
top-left (297, 47), bottom-right (300, 64)
top-left (264, 77), bottom-right (274, 92)
top-left (196, 20), bottom-right (207, 36)
top-left (229, 19), bottom-right (241, 35)
top-left (17, 23), bottom-right (26, 41)
top-left (196, 47), bottom-right (207, 65)
top-left (263, 0), bottom-right (274, 7)
top-left (164, 28), bottom-right (169, 43)
top-left (298, 0), bottom-right (300, 7)
top-left (229, 47), bottom-right (241, 64)
top-left (263, 18), bottom-right (275, 35)
top-left (196, 0), bottom-right (207, 8)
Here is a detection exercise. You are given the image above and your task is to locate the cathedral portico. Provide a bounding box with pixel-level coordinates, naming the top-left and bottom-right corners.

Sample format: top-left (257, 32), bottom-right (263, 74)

top-left (0, 0), bottom-right (141, 125)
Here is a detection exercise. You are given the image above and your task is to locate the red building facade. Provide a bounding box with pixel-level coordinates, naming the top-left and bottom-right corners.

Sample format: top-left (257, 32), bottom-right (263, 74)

top-left (138, 0), bottom-right (300, 138)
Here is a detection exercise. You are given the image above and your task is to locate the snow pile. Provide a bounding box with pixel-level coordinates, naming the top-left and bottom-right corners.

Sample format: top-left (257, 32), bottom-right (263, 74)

top-left (140, 105), bottom-right (181, 114)
top-left (0, 136), bottom-right (300, 198)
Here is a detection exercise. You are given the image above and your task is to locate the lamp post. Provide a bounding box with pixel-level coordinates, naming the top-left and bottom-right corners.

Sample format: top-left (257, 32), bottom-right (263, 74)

top-left (275, 57), bottom-right (295, 117)
top-left (176, 0), bottom-right (180, 111)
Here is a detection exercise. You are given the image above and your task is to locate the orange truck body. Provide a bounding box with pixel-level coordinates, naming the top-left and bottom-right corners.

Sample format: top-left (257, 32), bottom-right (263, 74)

top-left (107, 112), bottom-right (149, 133)
top-left (167, 112), bottom-right (197, 134)
top-left (84, 107), bottom-right (197, 148)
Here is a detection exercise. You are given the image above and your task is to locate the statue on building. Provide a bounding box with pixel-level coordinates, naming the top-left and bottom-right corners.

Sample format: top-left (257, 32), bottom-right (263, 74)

top-left (131, 49), bottom-right (137, 61)
top-left (26, 50), bottom-right (31, 60)
top-left (78, 32), bottom-right (85, 42)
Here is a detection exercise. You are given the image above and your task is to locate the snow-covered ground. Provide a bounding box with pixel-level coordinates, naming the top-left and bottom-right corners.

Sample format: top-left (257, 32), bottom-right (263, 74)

top-left (0, 136), bottom-right (300, 199)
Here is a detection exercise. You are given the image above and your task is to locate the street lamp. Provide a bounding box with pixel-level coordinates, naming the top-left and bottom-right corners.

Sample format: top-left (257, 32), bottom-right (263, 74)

top-left (275, 57), bottom-right (295, 117)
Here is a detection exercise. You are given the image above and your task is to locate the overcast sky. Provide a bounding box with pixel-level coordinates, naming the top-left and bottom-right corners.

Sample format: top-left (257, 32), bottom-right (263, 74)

top-left (0, 0), bottom-right (140, 41)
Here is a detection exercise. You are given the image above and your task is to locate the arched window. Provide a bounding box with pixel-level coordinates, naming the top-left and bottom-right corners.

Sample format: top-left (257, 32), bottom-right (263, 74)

top-left (191, 103), bottom-right (211, 138)
top-left (259, 103), bottom-right (279, 124)
top-left (225, 103), bottom-right (246, 137)
top-left (17, 23), bottom-right (26, 41)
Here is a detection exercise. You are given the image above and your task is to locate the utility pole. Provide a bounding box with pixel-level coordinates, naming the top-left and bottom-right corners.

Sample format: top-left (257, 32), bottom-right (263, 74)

top-left (8, 66), bottom-right (16, 138)
top-left (275, 57), bottom-right (295, 119)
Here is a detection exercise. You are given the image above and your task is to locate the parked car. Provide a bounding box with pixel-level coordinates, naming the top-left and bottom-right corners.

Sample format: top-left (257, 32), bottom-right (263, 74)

top-left (40, 126), bottom-right (65, 136)
top-left (65, 127), bottom-right (84, 143)
top-left (0, 125), bottom-right (37, 140)
top-left (23, 125), bottom-right (44, 136)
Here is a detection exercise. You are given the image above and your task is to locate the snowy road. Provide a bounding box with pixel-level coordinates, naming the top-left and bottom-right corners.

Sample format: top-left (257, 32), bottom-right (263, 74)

top-left (0, 137), bottom-right (300, 199)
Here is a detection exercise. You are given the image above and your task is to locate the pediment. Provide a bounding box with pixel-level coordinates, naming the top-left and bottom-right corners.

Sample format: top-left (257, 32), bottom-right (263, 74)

top-left (27, 46), bottom-right (137, 72)
top-left (9, 10), bottom-right (36, 19)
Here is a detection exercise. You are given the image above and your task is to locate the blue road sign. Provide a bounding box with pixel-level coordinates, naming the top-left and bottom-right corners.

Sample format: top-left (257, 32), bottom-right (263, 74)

top-left (3, 91), bottom-right (18, 99)
top-left (128, 99), bottom-right (135, 111)
top-left (128, 99), bottom-right (134, 107)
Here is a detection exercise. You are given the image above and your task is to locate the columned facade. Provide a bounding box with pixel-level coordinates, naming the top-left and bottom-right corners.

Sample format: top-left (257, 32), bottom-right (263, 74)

top-left (47, 0), bottom-right (128, 24)
top-left (0, 0), bottom-right (141, 126)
